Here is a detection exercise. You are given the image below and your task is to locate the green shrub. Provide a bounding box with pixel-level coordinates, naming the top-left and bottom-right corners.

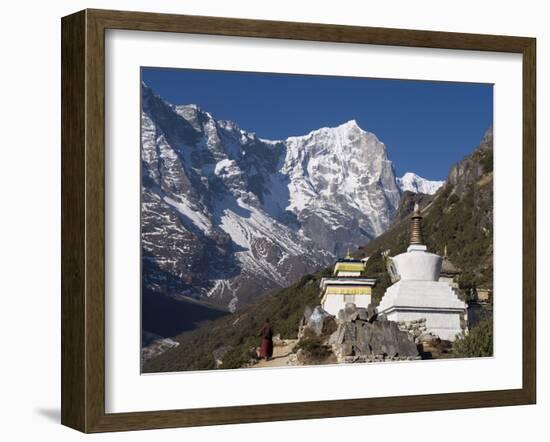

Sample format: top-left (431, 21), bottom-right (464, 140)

top-left (452, 318), bottom-right (493, 358)
top-left (364, 250), bottom-right (392, 306)
top-left (480, 150), bottom-right (493, 173)
top-left (221, 336), bottom-right (260, 369)
top-left (293, 337), bottom-right (332, 359)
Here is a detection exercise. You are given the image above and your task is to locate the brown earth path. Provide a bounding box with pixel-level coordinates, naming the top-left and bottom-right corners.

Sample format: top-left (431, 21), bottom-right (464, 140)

top-left (252, 339), bottom-right (298, 368)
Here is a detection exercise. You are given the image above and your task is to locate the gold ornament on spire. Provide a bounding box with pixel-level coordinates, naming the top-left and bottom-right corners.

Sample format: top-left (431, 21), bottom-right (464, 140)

top-left (409, 202), bottom-right (424, 245)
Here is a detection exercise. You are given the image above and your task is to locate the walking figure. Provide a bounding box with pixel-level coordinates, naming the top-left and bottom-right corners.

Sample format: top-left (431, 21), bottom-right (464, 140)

top-left (258, 318), bottom-right (274, 361)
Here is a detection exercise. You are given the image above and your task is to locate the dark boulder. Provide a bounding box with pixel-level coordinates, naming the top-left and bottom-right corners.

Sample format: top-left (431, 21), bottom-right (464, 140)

top-left (330, 303), bottom-right (419, 360)
top-left (357, 304), bottom-right (378, 323)
top-left (361, 320), bottom-right (418, 358)
top-left (338, 303), bottom-right (360, 322)
top-left (338, 303), bottom-right (377, 324)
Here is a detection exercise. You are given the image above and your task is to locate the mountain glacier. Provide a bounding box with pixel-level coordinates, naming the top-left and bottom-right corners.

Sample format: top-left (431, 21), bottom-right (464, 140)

top-left (141, 83), bottom-right (406, 311)
top-left (397, 172), bottom-right (444, 195)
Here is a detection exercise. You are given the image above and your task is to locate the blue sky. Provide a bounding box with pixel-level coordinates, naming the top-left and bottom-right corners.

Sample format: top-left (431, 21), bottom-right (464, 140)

top-left (142, 68), bottom-right (493, 181)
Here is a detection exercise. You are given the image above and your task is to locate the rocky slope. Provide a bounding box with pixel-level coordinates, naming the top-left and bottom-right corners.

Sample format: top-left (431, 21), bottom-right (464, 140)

top-left (141, 83), bottom-right (402, 311)
top-left (390, 190), bottom-right (436, 226)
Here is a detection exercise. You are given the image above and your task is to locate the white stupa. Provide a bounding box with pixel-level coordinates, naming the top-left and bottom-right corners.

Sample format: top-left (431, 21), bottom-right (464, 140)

top-left (377, 203), bottom-right (468, 341)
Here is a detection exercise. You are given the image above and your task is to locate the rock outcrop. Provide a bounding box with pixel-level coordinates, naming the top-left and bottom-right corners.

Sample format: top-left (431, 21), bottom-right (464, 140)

top-left (295, 303), bottom-right (420, 365)
top-left (329, 303), bottom-right (420, 362)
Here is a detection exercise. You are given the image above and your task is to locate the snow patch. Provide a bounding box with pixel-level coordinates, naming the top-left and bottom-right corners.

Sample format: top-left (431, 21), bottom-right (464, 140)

top-left (163, 196), bottom-right (212, 234)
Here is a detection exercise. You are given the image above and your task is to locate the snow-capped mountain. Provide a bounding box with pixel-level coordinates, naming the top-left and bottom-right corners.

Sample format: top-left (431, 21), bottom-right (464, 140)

top-left (141, 83), bottom-right (402, 311)
top-left (397, 172), bottom-right (444, 195)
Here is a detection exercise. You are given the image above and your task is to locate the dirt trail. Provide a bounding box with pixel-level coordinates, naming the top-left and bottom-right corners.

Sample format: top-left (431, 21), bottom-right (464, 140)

top-left (252, 340), bottom-right (298, 368)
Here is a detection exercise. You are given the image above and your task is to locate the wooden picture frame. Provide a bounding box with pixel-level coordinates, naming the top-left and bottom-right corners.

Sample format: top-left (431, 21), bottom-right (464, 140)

top-left (61, 8), bottom-right (536, 433)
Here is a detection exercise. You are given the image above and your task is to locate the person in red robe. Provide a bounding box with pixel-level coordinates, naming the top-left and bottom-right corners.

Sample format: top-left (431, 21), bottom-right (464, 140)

top-left (258, 318), bottom-right (273, 360)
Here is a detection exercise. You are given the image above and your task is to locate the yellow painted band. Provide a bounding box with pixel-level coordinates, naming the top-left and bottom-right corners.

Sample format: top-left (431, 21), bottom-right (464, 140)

top-left (334, 263), bottom-right (365, 272)
top-left (324, 287), bottom-right (372, 295)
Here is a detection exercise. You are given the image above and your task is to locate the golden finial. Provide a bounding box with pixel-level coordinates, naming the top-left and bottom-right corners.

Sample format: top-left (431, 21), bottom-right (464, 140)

top-left (444, 244), bottom-right (448, 258)
top-left (409, 202), bottom-right (424, 245)
top-left (345, 247), bottom-right (352, 259)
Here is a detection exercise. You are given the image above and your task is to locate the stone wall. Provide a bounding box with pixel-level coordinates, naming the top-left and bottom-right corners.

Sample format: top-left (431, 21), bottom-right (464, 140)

top-left (396, 318), bottom-right (437, 344)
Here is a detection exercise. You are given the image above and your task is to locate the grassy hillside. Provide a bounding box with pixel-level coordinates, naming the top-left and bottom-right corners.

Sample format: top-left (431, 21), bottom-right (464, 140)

top-left (143, 269), bottom-right (331, 372)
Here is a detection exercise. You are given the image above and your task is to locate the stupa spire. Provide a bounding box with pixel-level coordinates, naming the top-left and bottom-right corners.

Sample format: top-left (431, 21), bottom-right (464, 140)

top-left (409, 202), bottom-right (424, 245)
top-left (345, 248), bottom-right (352, 260)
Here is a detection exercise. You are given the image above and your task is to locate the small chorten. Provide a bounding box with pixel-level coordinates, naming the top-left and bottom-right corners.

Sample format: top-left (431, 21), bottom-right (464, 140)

top-left (320, 248), bottom-right (376, 316)
top-left (439, 244), bottom-right (461, 287)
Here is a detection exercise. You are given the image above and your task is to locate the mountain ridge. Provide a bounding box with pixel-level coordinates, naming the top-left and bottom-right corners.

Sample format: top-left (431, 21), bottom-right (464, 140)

top-left (397, 172), bottom-right (444, 195)
top-left (141, 84), bottom-right (405, 312)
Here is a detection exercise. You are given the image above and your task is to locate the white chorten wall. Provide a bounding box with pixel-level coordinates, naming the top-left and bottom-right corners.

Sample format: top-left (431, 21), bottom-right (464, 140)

top-left (378, 281), bottom-right (466, 341)
top-left (378, 245), bottom-right (467, 342)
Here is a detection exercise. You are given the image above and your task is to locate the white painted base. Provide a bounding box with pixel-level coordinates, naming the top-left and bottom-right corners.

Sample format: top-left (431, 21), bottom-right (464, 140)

top-left (378, 280), bottom-right (467, 341)
top-left (322, 294), bottom-right (372, 317)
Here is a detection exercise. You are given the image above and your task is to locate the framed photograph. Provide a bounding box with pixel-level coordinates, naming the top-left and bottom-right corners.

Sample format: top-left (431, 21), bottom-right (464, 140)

top-left (61, 9), bottom-right (536, 433)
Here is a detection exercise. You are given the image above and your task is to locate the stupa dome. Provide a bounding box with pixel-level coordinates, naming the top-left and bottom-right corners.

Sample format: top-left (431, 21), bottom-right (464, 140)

top-left (393, 249), bottom-right (442, 281)
top-left (391, 202), bottom-right (442, 281)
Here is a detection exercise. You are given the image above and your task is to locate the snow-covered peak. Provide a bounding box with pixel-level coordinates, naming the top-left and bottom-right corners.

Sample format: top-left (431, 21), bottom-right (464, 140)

top-left (176, 103), bottom-right (201, 112)
top-left (278, 119), bottom-right (400, 237)
top-left (218, 119), bottom-right (241, 131)
top-left (339, 119), bottom-right (362, 131)
top-left (173, 103), bottom-right (208, 128)
top-left (288, 119), bottom-right (367, 142)
top-left (397, 172), bottom-right (445, 195)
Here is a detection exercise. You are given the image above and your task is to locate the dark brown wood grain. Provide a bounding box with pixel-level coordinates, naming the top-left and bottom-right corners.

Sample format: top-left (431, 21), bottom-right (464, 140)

top-left (61, 10), bottom-right (86, 431)
top-left (522, 38), bottom-right (537, 403)
top-left (61, 8), bottom-right (537, 433)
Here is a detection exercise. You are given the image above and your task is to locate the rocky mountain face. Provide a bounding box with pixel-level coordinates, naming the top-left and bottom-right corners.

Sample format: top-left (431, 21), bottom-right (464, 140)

top-left (141, 84), bottom-right (403, 311)
top-left (448, 127), bottom-right (493, 197)
top-left (397, 172), bottom-right (444, 195)
top-left (390, 190), bottom-right (436, 226)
